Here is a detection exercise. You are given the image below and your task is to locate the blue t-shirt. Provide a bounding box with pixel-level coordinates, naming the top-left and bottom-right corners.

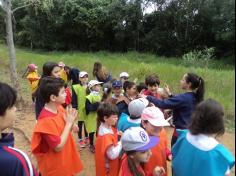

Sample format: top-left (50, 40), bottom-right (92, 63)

top-left (117, 113), bottom-right (140, 132)
top-left (172, 130), bottom-right (235, 176)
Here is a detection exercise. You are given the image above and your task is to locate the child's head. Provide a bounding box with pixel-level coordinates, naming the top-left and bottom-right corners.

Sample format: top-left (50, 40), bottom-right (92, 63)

top-left (42, 62), bottom-right (61, 78)
top-left (119, 72), bottom-right (129, 85)
top-left (97, 103), bottom-right (119, 126)
top-left (145, 74), bottom-right (160, 94)
top-left (128, 98), bottom-right (149, 119)
top-left (181, 73), bottom-right (205, 103)
top-left (87, 80), bottom-right (103, 92)
top-left (189, 99), bottom-right (225, 137)
top-left (79, 71), bottom-right (89, 85)
top-left (39, 77), bottom-right (66, 104)
top-left (136, 82), bottom-right (147, 93)
top-left (123, 81), bottom-right (137, 97)
top-left (0, 82), bottom-right (17, 131)
top-left (28, 63), bottom-right (37, 72)
top-left (112, 80), bottom-right (122, 96)
top-left (121, 127), bottom-right (159, 163)
top-left (141, 106), bottom-right (170, 136)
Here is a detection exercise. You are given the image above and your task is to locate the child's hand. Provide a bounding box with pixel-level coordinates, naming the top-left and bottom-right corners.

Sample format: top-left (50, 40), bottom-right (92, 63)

top-left (153, 166), bottom-right (165, 176)
top-left (65, 106), bottom-right (78, 125)
top-left (167, 154), bottom-right (172, 161)
top-left (72, 124), bottom-right (79, 133)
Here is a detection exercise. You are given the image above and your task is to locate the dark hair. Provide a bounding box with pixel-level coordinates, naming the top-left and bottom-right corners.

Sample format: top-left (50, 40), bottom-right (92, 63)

top-left (42, 62), bottom-right (60, 78)
top-left (186, 73), bottom-right (205, 104)
top-left (101, 83), bottom-right (112, 102)
top-left (97, 103), bottom-right (118, 123)
top-left (126, 151), bottom-right (145, 176)
top-left (136, 82), bottom-right (147, 93)
top-left (189, 99), bottom-right (225, 136)
top-left (0, 82), bottom-right (17, 116)
top-left (145, 74), bottom-right (160, 86)
top-left (92, 61), bottom-right (102, 77)
top-left (39, 77), bottom-right (65, 103)
top-left (123, 81), bottom-right (135, 93)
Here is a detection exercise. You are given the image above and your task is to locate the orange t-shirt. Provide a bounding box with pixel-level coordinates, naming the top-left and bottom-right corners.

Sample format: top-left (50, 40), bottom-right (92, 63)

top-left (95, 127), bottom-right (120, 176)
top-left (144, 129), bottom-right (169, 176)
top-left (31, 106), bottom-right (83, 176)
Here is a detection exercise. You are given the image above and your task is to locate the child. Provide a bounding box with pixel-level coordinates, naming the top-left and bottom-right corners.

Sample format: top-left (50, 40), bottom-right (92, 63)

top-left (119, 127), bottom-right (165, 176)
top-left (172, 99), bottom-right (235, 176)
top-left (142, 73), bottom-right (205, 146)
top-left (144, 74), bottom-right (161, 99)
top-left (85, 80), bottom-right (103, 153)
top-left (119, 72), bottom-right (129, 87)
top-left (117, 98), bottom-right (149, 132)
top-left (24, 63), bottom-right (40, 102)
top-left (0, 82), bottom-right (38, 176)
top-left (141, 106), bottom-right (171, 176)
top-left (31, 77), bottom-right (83, 176)
top-left (137, 82), bottom-right (148, 93)
top-left (58, 61), bottom-right (68, 83)
top-left (95, 103), bottom-right (122, 176)
top-left (116, 81), bottom-right (137, 116)
top-left (72, 71), bottom-right (89, 148)
top-left (106, 80), bottom-right (123, 105)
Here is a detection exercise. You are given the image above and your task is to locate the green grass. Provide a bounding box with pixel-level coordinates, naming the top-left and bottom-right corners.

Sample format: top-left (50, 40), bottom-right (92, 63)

top-left (0, 43), bottom-right (235, 130)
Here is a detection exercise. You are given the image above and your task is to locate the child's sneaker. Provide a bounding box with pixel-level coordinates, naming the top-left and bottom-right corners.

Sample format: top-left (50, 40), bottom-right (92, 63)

top-left (84, 137), bottom-right (89, 146)
top-left (79, 139), bottom-right (86, 148)
top-left (89, 145), bottom-right (95, 153)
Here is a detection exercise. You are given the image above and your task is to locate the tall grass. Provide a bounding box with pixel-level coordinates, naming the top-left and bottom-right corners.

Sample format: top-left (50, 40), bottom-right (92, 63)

top-left (0, 44), bottom-right (234, 129)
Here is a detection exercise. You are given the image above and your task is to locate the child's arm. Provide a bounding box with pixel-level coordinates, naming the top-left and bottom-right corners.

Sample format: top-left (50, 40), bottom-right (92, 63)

top-left (106, 141), bottom-right (122, 160)
top-left (54, 106), bottom-right (77, 152)
top-left (85, 98), bottom-right (99, 115)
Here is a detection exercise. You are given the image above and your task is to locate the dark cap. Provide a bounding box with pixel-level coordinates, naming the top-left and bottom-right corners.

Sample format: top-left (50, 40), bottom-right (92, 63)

top-left (112, 80), bottom-right (122, 88)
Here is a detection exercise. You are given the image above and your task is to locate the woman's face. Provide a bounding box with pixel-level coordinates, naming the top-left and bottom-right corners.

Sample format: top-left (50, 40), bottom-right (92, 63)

top-left (51, 66), bottom-right (61, 78)
top-left (180, 74), bottom-right (191, 90)
top-left (132, 149), bottom-right (152, 163)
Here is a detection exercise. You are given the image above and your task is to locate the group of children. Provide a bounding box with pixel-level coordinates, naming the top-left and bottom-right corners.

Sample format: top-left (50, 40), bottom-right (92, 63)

top-left (0, 61), bottom-right (234, 176)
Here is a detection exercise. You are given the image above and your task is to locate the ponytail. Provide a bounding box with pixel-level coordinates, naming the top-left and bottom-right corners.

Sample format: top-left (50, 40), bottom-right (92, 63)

top-left (196, 77), bottom-right (205, 104)
top-left (186, 73), bottom-right (205, 104)
top-left (127, 154), bottom-right (144, 176)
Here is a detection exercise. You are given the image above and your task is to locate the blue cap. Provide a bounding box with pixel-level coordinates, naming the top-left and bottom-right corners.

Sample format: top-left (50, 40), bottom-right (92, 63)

top-left (112, 80), bottom-right (122, 88)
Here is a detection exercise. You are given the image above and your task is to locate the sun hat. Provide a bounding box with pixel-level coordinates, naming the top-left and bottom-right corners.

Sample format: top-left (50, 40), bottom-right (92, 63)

top-left (88, 80), bottom-right (103, 89)
top-left (28, 64), bottom-right (37, 71)
top-left (128, 98), bottom-right (149, 117)
top-left (112, 80), bottom-right (122, 88)
top-left (58, 61), bottom-right (65, 67)
top-left (121, 127), bottom-right (159, 151)
top-left (79, 71), bottom-right (88, 78)
top-left (141, 106), bottom-right (170, 127)
top-left (119, 72), bottom-right (129, 78)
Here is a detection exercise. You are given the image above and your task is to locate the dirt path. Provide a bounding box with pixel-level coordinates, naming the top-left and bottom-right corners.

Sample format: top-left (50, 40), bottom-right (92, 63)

top-left (14, 109), bottom-right (235, 176)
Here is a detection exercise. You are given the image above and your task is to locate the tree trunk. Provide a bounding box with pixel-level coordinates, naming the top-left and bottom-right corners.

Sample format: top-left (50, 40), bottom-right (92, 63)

top-left (5, 0), bottom-right (24, 109)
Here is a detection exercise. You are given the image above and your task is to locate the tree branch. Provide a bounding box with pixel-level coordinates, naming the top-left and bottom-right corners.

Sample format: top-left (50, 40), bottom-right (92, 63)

top-left (0, 0), bottom-right (7, 12)
top-left (12, 3), bottom-right (32, 13)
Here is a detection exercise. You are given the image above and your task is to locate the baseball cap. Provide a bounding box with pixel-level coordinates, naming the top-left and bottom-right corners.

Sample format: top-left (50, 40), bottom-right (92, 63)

top-left (119, 72), bottom-right (129, 78)
top-left (112, 80), bottom-right (122, 88)
top-left (121, 127), bottom-right (159, 151)
top-left (79, 71), bottom-right (88, 78)
top-left (28, 64), bottom-right (37, 71)
top-left (88, 80), bottom-right (103, 89)
top-left (141, 106), bottom-right (170, 127)
top-left (58, 61), bottom-right (65, 67)
top-left (128, 98), bottom-right (149, 117)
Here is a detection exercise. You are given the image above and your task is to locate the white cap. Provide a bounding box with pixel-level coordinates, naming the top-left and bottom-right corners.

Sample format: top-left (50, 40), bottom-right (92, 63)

top-left (119, 72), bottom-right (129, 78)
top-left (121, 127), bottom-right (159, 151)
top-left (128, 98), bottom-right (149, 117)
top-left (79, 71), bottom-right (88, 78)
top-left (88, 80), bottom-right (103, 89)
top-left (141, 106), bottom-right (170, 127)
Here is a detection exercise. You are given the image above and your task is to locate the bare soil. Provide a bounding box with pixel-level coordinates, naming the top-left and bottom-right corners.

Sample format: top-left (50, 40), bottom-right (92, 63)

top-left (13, 108), bottom-right (235, 176)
